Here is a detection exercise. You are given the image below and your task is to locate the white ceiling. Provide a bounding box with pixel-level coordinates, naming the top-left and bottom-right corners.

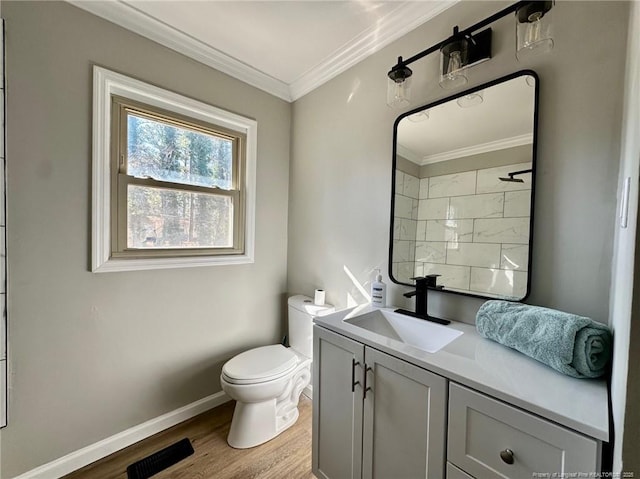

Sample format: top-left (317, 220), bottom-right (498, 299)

top-left (70, 0), bottom-right (458, 101)
top-left (397, 74), bottom-right (536, 165)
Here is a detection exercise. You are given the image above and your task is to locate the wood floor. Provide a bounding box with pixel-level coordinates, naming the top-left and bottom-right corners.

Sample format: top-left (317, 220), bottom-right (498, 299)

top-left (63, 396), bottom-right (314, 479)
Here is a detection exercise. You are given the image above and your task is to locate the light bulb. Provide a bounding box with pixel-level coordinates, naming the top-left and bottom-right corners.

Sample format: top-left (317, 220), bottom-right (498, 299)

top-left (440, 49), bottom-right (468, 89)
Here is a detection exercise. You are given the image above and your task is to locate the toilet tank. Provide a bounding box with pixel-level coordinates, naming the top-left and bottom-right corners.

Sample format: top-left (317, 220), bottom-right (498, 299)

top-left (288, 295), bottom-right (334, 359)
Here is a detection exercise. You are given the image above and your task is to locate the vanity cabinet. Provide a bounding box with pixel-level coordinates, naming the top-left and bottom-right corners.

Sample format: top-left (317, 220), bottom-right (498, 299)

top-left (447, 383), bottom-right (600, 478)
top-left (312, 325), bottom-right (447, 479)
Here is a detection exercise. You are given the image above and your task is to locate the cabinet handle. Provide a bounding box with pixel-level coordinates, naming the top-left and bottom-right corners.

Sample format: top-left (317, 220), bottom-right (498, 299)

top-left (351, 359), bottom-right (361, 392)
top-left (500, 449), bottom-right (515, 465)
top-left (363, 365), bottom-right (373, 399)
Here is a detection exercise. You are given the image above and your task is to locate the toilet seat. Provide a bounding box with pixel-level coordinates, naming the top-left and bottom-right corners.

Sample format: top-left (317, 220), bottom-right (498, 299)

top-left (222, 344), bottom-right (298, 385)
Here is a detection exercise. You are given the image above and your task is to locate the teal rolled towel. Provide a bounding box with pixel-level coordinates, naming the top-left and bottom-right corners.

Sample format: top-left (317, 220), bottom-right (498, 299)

top-left (476, 301), bottom-right (612, 379)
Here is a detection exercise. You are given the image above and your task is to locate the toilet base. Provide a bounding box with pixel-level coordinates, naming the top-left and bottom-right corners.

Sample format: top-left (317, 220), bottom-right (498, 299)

top-left (227, 400), bottom-right (300, 449)
top-left (224, 363), bottom-right (310, 449)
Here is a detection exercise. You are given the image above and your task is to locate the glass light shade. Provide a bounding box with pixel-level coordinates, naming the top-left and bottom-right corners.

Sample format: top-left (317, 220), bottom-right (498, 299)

top-left (456, 90), bottom-right (484, 108)
top-left (440, 44), bottom-right (468, 89)
top-left (516, 2), bottom-right (554, 61)
top-left (387, 76), bottom-right (412, 108)
top-left (407, 110), bottom-right (429, 122)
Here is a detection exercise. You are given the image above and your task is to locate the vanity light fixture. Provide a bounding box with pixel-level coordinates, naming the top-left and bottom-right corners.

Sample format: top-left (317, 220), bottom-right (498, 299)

top-left (387, 58), bottom-right (413, 108)
top-left (386, 0), bottom-right (554, 108)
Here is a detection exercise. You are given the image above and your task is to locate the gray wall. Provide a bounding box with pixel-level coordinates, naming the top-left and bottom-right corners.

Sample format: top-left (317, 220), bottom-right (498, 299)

top-left (289, 1), bottom-right (627, 325)
top-left (2, 2), bottom-right (291, 477)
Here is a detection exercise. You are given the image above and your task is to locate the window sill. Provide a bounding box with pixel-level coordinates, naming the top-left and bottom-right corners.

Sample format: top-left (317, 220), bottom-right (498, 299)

top-left (92, 252), bottom-right (254, 273)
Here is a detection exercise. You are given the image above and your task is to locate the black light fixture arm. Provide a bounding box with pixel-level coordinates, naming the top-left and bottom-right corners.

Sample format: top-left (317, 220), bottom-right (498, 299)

top-left (388, 1), bottom-right (529, 77)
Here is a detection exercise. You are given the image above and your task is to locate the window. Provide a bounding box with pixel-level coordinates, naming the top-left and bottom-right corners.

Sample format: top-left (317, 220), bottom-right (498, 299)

top-left (92, 67), bottom-right (256, 272)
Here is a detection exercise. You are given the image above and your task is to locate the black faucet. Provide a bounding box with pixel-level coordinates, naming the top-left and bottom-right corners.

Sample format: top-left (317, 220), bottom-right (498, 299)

top-left (396, 274), bottom-right (450, 325)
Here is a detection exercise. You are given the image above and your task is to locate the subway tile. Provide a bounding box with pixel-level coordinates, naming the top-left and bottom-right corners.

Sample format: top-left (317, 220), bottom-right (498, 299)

top-left (414, 262), bottom-right (424, 277)
top-left (504, 190), bottom-right (532, 217)
top-left (395, 171), bottom-right (405, 195)
top-left (501, 244), bottom-right (529, 271)
top-left (394, 218), bottom-right (417, 241)
top-left (419, 178), bottom-right (429, 199)
top-left (393, 219), bottom-right (401, 240)
top-left (418, 197), bottom-right (449, 220)
top-left (470, 268), bottom-right (528, 299)
top-left (416, 220), bottom-right (427, 241)
top-left (393, 240), bottom-right (411, 263)
top-left (391, 262), bottom-right (398, 279)
top-left (428, 171), bottom-right (477, 198)
top-left (446, 242), bottom-right (501, 268)
top-left (425, 219), bottom-right (474, 242)
top-left (400, 219), bottom-right (417, 241)
top-left (394, 194), bottom-right (414, 219)
top-left (397, 262), bottom-right (415, 284)
top-left (476, 162), bottom-right (532, 194)
top-left (449, 193), bottom-right (504, 219)
top-left (422, 263), bottom-right (470, 290)
top-left (403, 173), bottom-right (420, 199)
top-left (415, 241), bottom-right (446, 264)
top-left (473, 217), bottom-right (530, 244)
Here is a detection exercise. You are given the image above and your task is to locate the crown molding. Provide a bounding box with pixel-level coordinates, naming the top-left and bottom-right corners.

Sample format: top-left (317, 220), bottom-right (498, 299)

top-left (396, 144), bottom-right (421, 164)
top-left (69, 0), bottom-right (292, 101)
top-left (421, 133), bottom-right (534, 165)
top-left (289, 1), bottom-right (458, 101)
top-left (69, 0), bottom-right (457, 103)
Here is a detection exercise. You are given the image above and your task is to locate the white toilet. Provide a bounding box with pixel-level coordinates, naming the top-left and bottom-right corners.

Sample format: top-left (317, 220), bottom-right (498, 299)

top-left (220, 295), bottom-right (334, 449)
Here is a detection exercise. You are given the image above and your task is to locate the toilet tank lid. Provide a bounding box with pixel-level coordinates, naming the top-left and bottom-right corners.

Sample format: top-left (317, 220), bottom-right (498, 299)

top-left (288, 295), bottom-right (335, 316)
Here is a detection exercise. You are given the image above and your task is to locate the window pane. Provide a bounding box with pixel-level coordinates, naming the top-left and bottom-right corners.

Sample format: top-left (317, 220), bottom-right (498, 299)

top-left (127, 114), bottom-right (233, 189)
top-left (127, 185), bottom-right (233, 249)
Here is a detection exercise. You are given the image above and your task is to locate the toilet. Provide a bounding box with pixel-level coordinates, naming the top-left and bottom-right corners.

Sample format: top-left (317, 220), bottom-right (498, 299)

top-left (220, 295), bottom-right (334, 449)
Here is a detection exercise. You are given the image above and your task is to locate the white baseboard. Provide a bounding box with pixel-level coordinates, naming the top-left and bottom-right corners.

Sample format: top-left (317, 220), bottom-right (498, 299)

top-left (11, 391), bottom-right (231, 479)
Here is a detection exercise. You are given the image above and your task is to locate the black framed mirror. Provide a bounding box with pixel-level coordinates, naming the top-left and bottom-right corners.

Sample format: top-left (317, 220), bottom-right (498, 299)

top-left (389, 71), bottom-right (538, 301)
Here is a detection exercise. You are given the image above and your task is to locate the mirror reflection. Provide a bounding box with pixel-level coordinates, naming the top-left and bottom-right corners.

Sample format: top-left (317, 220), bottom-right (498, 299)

top-left (391, 72), bottom-right (537, 300)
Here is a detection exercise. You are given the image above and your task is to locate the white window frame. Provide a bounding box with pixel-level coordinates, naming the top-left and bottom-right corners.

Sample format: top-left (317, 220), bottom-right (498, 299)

top-left (92, 66), bottom-right (257, 272)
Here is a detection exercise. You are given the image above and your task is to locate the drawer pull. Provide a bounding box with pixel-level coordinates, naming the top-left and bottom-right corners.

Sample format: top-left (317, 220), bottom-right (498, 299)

top-left (500, 449), bottom-right (515, 465)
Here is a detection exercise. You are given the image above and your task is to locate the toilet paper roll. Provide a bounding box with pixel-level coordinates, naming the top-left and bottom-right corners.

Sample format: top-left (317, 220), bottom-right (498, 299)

top-left (314, 289), bottom-right (326, 306)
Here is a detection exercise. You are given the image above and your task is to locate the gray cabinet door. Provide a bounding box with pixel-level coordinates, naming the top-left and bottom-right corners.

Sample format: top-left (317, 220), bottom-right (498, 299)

top-left (362, 347), bottom-right (447, 479)
top-left (313, 325), bottom-right (365, 479)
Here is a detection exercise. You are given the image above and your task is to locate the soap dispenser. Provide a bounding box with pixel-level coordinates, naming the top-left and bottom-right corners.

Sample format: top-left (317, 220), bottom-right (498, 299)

top-left (371, 269), bottom-right (387, 308)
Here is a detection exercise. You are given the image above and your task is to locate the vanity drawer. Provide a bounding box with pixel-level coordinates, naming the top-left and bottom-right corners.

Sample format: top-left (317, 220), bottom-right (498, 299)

top-left (448, 383), bottom-right (600, 479)
top-left (447, 462), bottom-right (474, 479)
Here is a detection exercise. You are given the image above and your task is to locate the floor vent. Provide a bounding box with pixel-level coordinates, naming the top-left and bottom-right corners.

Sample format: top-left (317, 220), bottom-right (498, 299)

top-left (126, 438), bottom-right (194, 479)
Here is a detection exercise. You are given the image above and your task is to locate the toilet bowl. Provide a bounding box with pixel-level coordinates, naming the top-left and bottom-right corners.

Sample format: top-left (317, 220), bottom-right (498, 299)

top-left (220, 295), bottom-right (333, 449)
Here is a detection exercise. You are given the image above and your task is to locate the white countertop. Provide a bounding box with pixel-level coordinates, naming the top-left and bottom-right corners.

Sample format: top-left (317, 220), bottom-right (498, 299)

top-left (314, 304), bottom-right (609, 442)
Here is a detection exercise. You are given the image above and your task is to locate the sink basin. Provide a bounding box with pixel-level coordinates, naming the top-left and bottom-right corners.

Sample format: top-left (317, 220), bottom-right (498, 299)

top-left (343, 309), bottom-right (463, 353)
